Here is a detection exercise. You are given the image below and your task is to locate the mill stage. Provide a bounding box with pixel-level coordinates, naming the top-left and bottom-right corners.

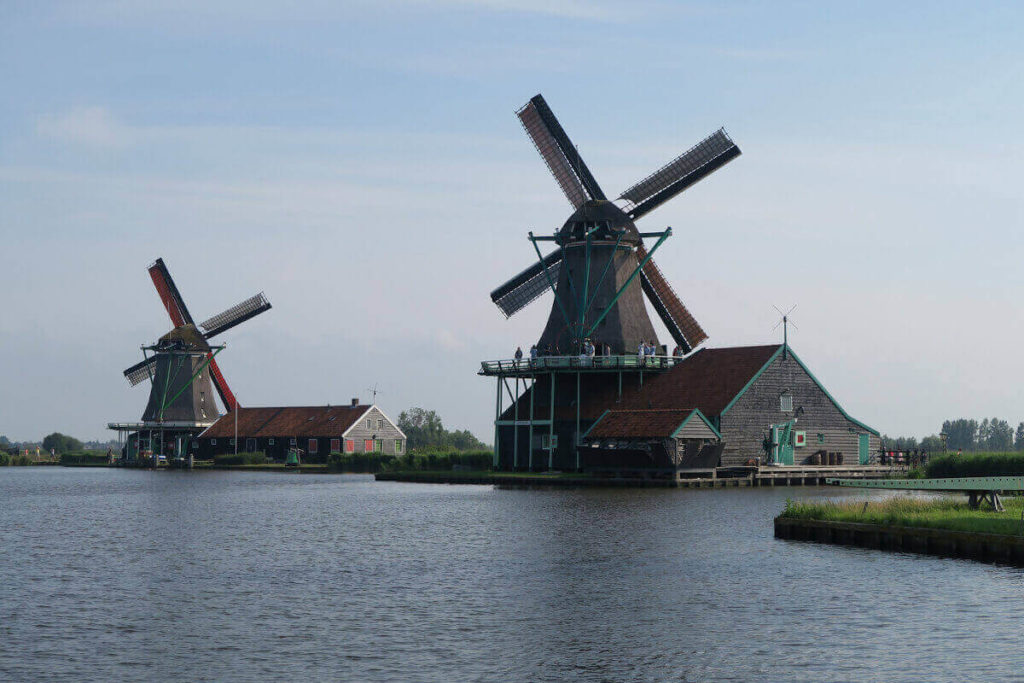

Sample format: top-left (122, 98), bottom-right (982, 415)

top-left (482, 94), bottom-right (878, 477)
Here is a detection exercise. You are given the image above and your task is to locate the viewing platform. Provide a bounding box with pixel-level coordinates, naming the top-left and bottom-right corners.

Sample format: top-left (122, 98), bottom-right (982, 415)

top-left (479, 354), bottom-right (683, 377)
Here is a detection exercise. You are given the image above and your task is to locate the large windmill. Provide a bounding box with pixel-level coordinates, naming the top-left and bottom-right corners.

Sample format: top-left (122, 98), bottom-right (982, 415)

top-left (490, 94), bottom-right (740, 354)
top-left (112, 258), bottom-right (271, 461)
top-left (481, 94), bottom-right (741, 472)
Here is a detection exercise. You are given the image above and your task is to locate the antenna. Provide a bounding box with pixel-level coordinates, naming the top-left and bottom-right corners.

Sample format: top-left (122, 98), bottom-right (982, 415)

top-left (772, 305), bottom-right (797, 359)
top-left (367, 384), bottom-right (383, 403)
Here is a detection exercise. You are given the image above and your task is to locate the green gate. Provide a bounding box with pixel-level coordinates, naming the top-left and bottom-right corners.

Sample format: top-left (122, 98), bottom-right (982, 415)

top-left (858, 434), bottom-right (870, 465)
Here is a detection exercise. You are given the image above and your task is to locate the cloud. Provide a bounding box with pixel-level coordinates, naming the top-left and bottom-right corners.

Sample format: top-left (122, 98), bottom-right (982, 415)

top-left (35, 106), bottom-right (133, 148)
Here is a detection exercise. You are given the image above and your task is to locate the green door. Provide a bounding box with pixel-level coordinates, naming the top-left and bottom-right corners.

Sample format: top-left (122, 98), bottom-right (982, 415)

top-left (772, 425), bottom-right (795, 465)
top-left (858, 434), bottom-right (870, 465)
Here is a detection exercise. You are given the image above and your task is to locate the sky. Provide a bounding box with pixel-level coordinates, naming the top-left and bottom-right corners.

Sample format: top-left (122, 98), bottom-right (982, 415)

top-left (2, 1), bottom-right (1024, 443)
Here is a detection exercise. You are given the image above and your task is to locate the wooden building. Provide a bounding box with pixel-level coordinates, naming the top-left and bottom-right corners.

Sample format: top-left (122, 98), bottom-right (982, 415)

top-left (196, 400), bottom-right (406, 461)
top-left (581, 408), bottom-right (723, 476)
top-left (492, 344), bottom-right (878, 471)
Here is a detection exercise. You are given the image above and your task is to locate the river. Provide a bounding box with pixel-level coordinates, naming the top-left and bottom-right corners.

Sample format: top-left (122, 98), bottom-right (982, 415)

top-left (1, 467), bottom-right (1021, 682)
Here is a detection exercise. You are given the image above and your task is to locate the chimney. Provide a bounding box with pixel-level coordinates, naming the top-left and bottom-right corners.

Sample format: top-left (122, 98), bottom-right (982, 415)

top-left (351, 398), bottom-right (359, 406)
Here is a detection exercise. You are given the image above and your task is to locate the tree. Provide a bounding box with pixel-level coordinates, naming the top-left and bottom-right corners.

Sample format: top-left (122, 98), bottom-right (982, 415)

top-left (1015, 423), bottom-right (1024, 451)
top-left (988, 418), bottom-right (1014, 452)
top-left (920, 435), bottom-right (944, 452)
top-left (397, 408), bottom-right (487, 451)
top-left (941, 419), bottom-right (978, 451)
top-left (41, 432), bottom-right (83, 455)
top-left (0, 435), bottom-right (9, 447)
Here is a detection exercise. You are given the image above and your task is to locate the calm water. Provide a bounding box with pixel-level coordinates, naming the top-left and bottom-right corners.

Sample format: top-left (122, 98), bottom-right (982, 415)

top-left (1, 468), bottom-right (1022, 682)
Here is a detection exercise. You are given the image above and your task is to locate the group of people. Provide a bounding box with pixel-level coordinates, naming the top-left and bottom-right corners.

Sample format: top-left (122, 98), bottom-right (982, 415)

top-left (511, 339), bottom-right (687, 366)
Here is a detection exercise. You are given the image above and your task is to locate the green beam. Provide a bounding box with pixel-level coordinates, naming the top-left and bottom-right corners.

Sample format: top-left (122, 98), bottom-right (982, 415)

top-left (161, 348), bottom-right (222, 414)
top-left (828, 477), bottom-right (1024, 491)
top-left (585, 228), bottom-right (672, 337)
top-left (529, 232), bottom-right (572, 331)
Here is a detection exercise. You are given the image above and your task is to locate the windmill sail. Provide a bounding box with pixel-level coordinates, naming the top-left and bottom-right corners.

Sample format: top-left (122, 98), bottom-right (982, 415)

top-left (619, 129), bottom-right (740, 220)
top-left (636, 244), bottom-right (708, 353)
top-left (123, 356), bottom-right (159, 387)
top-left (517, 95), bottom-right (605, 209)
top-left (201, 292), bottom-right (272, 339)
top-left (490, 250), bottom-right (564, 318)
top-left (148, 258), bottom-right (194, 327)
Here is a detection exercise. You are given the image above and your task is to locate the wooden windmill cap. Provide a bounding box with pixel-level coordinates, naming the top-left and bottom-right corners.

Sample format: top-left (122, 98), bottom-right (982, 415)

top-left (559, 200), bottom-right (640, 245)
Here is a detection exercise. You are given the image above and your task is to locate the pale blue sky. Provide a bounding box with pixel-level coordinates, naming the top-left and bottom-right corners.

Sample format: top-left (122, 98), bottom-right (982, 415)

top-left (2, 1), bottom-right (1024, 441)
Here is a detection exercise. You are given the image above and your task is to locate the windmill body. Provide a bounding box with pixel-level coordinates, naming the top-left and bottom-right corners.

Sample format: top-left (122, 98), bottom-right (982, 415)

top-left (482, 94), bottom-right (740, 471)
top-left (109, 258), bottom-right (271, 465)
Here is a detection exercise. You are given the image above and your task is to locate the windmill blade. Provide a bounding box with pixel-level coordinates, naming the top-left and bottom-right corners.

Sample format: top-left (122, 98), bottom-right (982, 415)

top-left (490, 249), bottom-right (564, 318)
top-left (201, 292), bottom-right (272, 339)
top-left (619, 129), bottom-right (741, 221)
top-left (123, 356), bottom-right (158, 387)
top-left (517, 94), bottom-right (606, 209)
top-left (206, 354), bottom-right (238, 412)
top-left (148, 258), bottom-right (194, 327)
top-left (637, 245), bottom-right (708, 353)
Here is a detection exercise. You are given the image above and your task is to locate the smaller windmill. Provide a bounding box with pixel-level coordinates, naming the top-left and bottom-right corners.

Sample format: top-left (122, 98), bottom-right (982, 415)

top-left (122, 258), bottom-right (271, 424)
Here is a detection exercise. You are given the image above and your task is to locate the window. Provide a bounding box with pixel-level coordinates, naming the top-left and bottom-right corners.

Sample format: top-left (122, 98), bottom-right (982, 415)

top-left (308, 439), bottom-right (318, 454)
top-left (374, 439), bottom-right (384, 452)
top-left (289, 437), bottom-right (296, 446)
top-left (377, 419), bottom-right (384, 430)
top-left (364, 439), bottom-right (374, 452)
top-left (366, 419), bottom-right (372, 430)
top-left (330, 438), bottom-right (341, 452)
top-left (246, 438), bottom-right (256, 451)
top-left (345, 439), bottom-right (355, 453)
top-left (230, 438), bottom-right (235, 446)
top-left (211, 439), bottom-right (217, 445)
top-left (817, 433), bottom-right (825, 444)
top-left (269, 438), bottom-right (275, 446)
top-left (395, 439), bottom-right (403, 454)
top-left (780, 393), bottom-right (793, 412)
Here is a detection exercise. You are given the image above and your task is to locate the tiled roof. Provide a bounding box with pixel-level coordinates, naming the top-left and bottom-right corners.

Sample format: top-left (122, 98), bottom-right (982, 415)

top-left (587, 408), bottom-right (699, 439)
top-left (199, 404), bottom-right (372, 438)
top-left (620, 344), bottom-right (781, 416)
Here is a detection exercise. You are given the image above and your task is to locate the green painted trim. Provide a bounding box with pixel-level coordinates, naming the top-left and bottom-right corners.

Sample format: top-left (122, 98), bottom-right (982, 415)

top-left (582, 409), bottom-right (610, 438)
top-left (718, 345), bottom-right (785, 417)
top-left (718, 345), bottom-right (880, 437)
top-left (670, 408), bottom-right (722, 440)
top-left (496, 420), bottom-right (552, 426)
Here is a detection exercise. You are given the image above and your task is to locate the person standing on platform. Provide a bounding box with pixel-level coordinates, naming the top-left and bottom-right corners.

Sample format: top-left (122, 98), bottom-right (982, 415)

top-left (515, 346), bottom-right (523, 360)
top-left (637, 340), bottom-right (646, 366)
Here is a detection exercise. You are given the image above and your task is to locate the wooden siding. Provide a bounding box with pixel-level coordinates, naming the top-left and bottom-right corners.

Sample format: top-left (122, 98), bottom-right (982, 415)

top-left (675, 417), bottom-right (717, 440)
top-left (719, 353), bottom-right (879, 467)
top-left (343, 406), bottom-right (406, 455)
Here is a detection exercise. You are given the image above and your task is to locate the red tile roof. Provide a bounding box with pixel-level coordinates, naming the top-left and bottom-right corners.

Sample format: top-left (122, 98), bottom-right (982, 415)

top-left (587, 408), bottom-right (700, 439)
top-left (620, 345), bottom-right (781, 416)
top-left (199, 405), bottom-right (372, 438)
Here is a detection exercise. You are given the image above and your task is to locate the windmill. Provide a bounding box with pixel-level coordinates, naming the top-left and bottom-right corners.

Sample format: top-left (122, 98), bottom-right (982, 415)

top-left (490, 94), bottom-right (741, 354)
top-left (121, 257), bottom-right (271, 424)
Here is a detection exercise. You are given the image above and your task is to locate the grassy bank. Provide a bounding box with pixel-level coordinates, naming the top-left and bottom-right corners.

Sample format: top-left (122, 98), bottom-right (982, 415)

top-left (781, 496), bottom-right (1024, 536)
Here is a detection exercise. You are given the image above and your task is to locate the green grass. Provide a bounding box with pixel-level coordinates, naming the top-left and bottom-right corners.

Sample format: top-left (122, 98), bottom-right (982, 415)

top-left (781, 496), bottom-right (1024, 536)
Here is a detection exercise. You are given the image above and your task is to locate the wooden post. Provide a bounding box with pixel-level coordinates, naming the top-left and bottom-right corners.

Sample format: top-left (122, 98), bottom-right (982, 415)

top-left (528, 377), bottom-right (535, 472)
top-left (493, 377), bottom-right (501, 468)
top-left (549, 372), bottom-right (556, 470)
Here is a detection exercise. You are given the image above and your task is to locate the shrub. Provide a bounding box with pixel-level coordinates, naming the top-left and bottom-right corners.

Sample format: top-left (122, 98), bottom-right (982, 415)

top-left (213, 451), bottom-right (267, 466)
top-left (60, 451), bottom-right (110, 466)
top-left (380, 449), bottom-right (493, 473)
top-left (0, 453), bottom-right (8, 466)
top-left (327, 452), bottom-right (396, 473)
top-left (925, 451), bottom-right (1024, 478)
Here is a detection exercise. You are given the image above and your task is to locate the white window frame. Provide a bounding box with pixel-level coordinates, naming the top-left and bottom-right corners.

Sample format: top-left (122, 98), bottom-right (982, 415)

top-left (780, 392), bottom-right (794, 412)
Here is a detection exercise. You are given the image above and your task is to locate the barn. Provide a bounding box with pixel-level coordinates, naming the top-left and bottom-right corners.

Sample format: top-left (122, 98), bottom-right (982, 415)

top-left (196, 400), bottom-right (406, 461)
top-left (491, 343), bottom-right (879, 471)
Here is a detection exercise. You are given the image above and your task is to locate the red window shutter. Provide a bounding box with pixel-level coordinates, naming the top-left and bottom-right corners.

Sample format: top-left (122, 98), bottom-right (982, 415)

top-left (345, 440), bottom-right (355, 453)
top-left (364, 439), bottom-right (373, 451)
top-left (331, 439), bottom-right (340, 452)
top-left (308, 439), bottom-right (318, 453)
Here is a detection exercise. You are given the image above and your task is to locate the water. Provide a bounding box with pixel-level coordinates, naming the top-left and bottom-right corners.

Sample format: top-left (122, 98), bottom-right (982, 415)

top-left (1, 468), bottom-right (1022, 682)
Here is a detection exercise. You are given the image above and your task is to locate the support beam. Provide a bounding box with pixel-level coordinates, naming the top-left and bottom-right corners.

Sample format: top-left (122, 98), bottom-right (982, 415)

top-left (585, 228), bottom-right (672, 337)
top-left (513, 377), bottom-right (520, 470)
top-left (529, 232), bottom-right (572, 331)
top-left (528, 377), bottom-right (535, 471)
top-left (549, 373), bottom-right (556, 470)
top-left (493, 377), bottom-right (501, 468)
top-left (575, 371), bottom-right (581, 471)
